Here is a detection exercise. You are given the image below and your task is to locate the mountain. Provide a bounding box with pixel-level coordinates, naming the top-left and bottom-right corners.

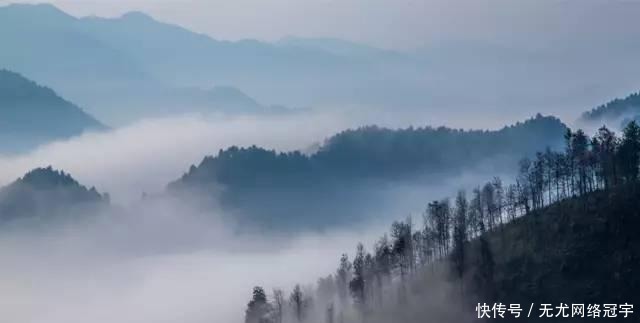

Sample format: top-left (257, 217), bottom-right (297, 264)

top-left (241, 121), bottom-right (640, 323)
top-left (0, 3), bottom-right (422, 124)
top-left (78, 11), bottom-right (408, 104)
top-left (168, 115), bottom-right (568, 229)
top-left (0, 167), bottom-right (108, 223)
top-left (0, 4), bottom-right (149, 89)
top-left (4, 4), bottom-right (640, 124)
top-left (0, 69), bottom-right (105, 152)
top-left (580, 92), bottom-right (640, 128)
top-left (0, 4), bottom-right (296, 125)
top-left (248, 186), bottom-right (640, 323)
top-left (276, 36), bottom-right (406, 61)
top-left (93, 84), bottom-right (288, 125)
top-left (256, 175), bottom-right (640, 323)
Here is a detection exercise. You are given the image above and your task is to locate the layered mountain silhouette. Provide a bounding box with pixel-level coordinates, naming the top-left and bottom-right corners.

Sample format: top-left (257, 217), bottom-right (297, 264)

top-left (0, 3), bottom-right (420, 124)
top-left (0, 167), bottom-right (108, 223)
top-left (4, 3), bottom-right (640, 124)
top-left (169, 114), bottom-right (567, 229)
top-left (0, 69), bottom-right (104, 152)
top-left (580, 92), bottom-right (640, 128)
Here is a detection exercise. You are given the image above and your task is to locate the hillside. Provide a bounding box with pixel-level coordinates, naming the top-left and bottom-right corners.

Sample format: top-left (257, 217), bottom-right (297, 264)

top-left (240, 121), bottom-right (640, 323)
top-left (0, 167), bottom-right (108, 223)
top-left (479, 185), bottom-right (640, 312)
top-left (580, 92), bottom-right (640, 127)
top-left (0, 69), bottom-right (104, 151)
top-left (168, 115), bottom-right (567, 228)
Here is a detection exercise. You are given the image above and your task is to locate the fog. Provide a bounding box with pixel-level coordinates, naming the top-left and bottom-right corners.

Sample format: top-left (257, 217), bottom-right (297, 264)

top-left (0, 181), bottom-right (482, 323)
top-left (0, 112), bottom-right (352, 204)
top-left (0, 109), bottom-right (519, 205)
top-left (0, 110), bottom-right (509, 323)
top-left (0, 198), bottom-right (386, 323)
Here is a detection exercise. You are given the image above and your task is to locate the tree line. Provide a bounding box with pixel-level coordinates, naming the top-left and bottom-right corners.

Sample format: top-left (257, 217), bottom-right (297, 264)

top-left (243, 121), bottom-right (640, 323)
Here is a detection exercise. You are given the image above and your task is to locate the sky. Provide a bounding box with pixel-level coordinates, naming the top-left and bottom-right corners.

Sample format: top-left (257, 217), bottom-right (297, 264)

top-left (1, 0), bottom-right (639, 50)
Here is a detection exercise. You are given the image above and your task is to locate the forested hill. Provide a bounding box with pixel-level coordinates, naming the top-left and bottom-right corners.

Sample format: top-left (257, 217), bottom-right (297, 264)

top-left (243, 185), bottom-right (640, 323)
top-left (241, 121), bottom-right (640, 323)
top-left (0, 167), bottom-right (108, 223)
top-left (0, 69), bottom-right (105, 152)
top-left (313, 114), bottom-right (566, 177)
top-left (172, 114), bottom-right (566, 187)
top-left (580, 91), bottom-right (640, 127)
top-left (168, 115), bottom-right (567, 228)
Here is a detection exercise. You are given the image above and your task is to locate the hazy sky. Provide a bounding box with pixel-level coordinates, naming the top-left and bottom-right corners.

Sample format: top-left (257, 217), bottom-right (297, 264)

top-left (2, 0), bottom-right (639, 50)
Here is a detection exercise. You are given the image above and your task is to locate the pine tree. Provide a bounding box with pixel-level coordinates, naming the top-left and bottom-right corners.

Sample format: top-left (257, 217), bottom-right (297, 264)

top-left (245, 286), bottom-right (273, 323)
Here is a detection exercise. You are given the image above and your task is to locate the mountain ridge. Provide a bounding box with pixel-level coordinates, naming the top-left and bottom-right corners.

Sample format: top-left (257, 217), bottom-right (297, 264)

top-left (0, 69), bottom-right (105, 152)
top-left (168, 114), bottom-right (568, 229)
top-left (0, 166), bottom-right (108, 223)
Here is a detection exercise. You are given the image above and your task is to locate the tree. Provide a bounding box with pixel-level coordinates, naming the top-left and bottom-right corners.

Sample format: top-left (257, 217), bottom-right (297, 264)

top-left (572, 129), bottom-right (591, 195)
top-left (517, 158), bottom-right (532, 213)
top-left (619, 121), bottom-right (640, 182)
top-left (289, 284), bottom-right (309, 323)
top-left (469, 187), bottom-right (483, 237)
top-left (482, 182), bottom-right (497, 230)
top-left (273, 289), bottom-right (285, 323)
top-left (593, 126), bottom-right (619, 189)
top-left (373, 235), bottom-right (392, 305)
top-left (427, 200), bottom-right (451, 257)
top-left (475, 237), bottom-right (495, 299)
top-left (492, 177), bottom-right (504, 226)
top-left (349, 243), bottom-right (367, 319)
top-left (245, 286), bottom-right (273, 323)
top-left (391, 219), bottom-right (413, 277)
top-left (335, 254), bottom-right (352, 309)
top-left (505, 184), bottom-right (518, 221)
top-left (451, 190), bottom-right (468, 294)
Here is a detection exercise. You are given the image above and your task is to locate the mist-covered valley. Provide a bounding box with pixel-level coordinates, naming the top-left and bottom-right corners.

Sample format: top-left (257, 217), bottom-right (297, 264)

top-left (2, 1), bottom-right (640, 323)
top-left (0, 105), bottom-right (566, 322)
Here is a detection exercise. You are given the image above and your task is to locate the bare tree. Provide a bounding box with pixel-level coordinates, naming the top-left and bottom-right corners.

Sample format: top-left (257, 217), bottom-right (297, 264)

top-left (272, 289), bottom-right (284, 323)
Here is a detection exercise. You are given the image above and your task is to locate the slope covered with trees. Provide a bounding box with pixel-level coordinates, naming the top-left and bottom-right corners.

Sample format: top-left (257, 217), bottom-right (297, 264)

top-left (242, 121), bottom-right (640, 323)
top-left (580, 92), bottom-right (640, 127)
top-left (0, 167), bottom-right (108, 223)
top-left (0, 69), bottom-right (104, 152)
top-left (168, 115), bottom-right (567, 229)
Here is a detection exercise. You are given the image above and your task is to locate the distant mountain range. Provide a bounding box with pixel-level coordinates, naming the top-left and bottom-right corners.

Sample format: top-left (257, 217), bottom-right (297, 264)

top-left (3, 3), bottom-right (640, 124)
top-left (0, 167), bottom-right (107, 223)
top-left (0, 3), bottom-right (297, 125)
top-left (0, 69), bottom-right (104, 152)
top-left (168, 114), bottom-right (567, 229)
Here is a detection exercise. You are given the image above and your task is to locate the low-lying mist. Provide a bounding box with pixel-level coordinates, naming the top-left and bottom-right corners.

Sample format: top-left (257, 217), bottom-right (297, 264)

top-left (0, 112), bottom-right (354, 204)
top-left (0, 197), bottom-right (384, 323)
top-left (0, 109), bottom-right (523, 205)
top-left (0, 176), bottom-right (493, 323)
top-left (0, 111), bottom-right (519, 323)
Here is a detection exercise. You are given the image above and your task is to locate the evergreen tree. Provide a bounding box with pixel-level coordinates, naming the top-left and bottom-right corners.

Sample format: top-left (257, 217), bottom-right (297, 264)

top-left (245, 286), bottom-right (273, 323)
